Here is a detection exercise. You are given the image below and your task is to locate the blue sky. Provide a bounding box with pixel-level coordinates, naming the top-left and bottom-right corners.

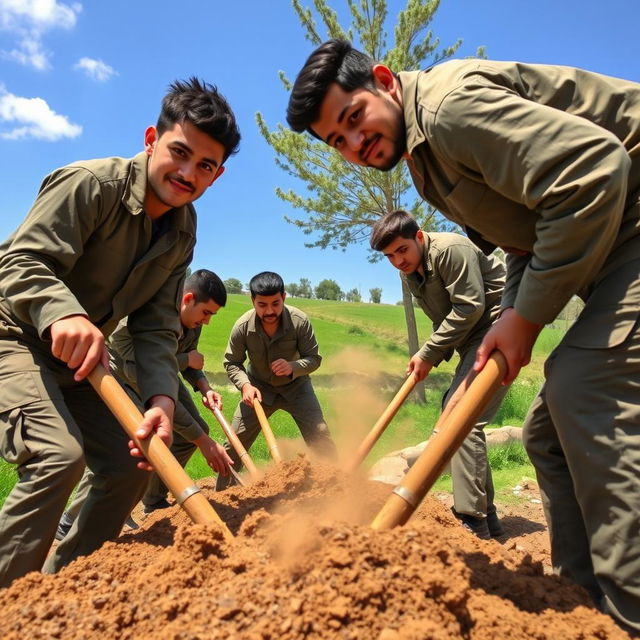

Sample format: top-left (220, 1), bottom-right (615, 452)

top-left (0, 0), bottom-right (637, 304)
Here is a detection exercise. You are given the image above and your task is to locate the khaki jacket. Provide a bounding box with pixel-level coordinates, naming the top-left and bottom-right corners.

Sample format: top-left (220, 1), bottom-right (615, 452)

top-left (0, 153), bottom-right (196, 403)
top-left (404, 233), bottom-right (505, 365)
top-left (224, 305), bottom-right (321, 403)
top-left (400, 61), bottom-right (640, 327)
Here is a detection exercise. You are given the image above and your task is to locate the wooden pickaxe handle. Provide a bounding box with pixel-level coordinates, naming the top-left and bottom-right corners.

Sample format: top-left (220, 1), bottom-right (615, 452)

top-left (344, 373), bottom-right (418, 473)
top-left (212, 406), bottom-right (261, 481)
top-left (87, 363), bottom-right (233, 540)
top-left (371, 351), bottom-right (507, 530)
top-left (253, 398), bottom-right (283, 463)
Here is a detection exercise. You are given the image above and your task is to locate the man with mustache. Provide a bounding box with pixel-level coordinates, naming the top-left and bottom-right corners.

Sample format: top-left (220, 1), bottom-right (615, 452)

top-left (286, 39), bottom-right (640, 634)
top-left (0, 78), bottom-right (240, 586)
top-left (216, 271), bottom-right (335, 489)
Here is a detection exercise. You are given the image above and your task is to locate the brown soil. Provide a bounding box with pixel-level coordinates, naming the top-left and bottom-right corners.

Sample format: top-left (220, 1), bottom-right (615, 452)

top-left (0, 457), bottom-right (628, 640)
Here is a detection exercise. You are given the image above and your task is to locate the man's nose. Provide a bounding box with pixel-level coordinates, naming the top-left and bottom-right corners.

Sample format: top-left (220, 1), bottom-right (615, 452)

top-left (346, 129), bottom-right (363, 151)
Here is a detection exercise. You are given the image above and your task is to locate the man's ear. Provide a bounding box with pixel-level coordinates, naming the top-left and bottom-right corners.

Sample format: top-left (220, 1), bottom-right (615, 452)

top-left (416, 229), bottom-right (425, 243)
top-left (372, 64), bottom-right (397, 93)
top-left (282, 292), bottom-right (287, 303)
top-left (209, 164), bottom-right (225, 186)
top-left (144, 126), bottom-right (158, 157)
top-left (182, 291), bottom-right (195, 306)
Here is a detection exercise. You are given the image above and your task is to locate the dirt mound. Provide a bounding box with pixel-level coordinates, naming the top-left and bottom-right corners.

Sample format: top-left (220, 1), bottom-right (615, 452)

top-left (0, 457), bottom-right (629, 639)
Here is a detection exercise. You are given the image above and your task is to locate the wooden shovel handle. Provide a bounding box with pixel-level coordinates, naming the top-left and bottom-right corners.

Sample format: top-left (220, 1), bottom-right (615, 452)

top-left (253, 398), bottom-right (283, 463)
top-left (212, 406), bottom-right (261, 480)
top-left (87, 363), bottom-right (233, 539)
top-left (371, 351), bottom-right (507, 530)
top-left (344, 373), bottom-right (418, 473)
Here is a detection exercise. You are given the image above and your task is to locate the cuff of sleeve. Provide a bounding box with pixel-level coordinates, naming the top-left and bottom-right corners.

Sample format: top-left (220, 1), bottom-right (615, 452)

top-left (515, 280), bottom-right (566, 325)
top-left (173, 421), bottom-right (204, 442)
top-left (417, 345), bottom-right (443, 367)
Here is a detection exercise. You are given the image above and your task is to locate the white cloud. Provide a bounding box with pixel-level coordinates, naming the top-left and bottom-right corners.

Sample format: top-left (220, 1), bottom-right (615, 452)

top-left (0, 87), bottom-right (82, 141)
top-left (74, 57), bottom-right (117, 82)
top-left (0, 0), bottom-right (82, 70)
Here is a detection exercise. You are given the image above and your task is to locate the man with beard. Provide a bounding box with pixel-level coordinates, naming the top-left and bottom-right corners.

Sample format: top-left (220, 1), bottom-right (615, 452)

top-left (216, 271), bottom-right (336, 489)
top-left (286, 39), bottom-right (640, 635)
top-left (0, 78), bottom-right (240, 586)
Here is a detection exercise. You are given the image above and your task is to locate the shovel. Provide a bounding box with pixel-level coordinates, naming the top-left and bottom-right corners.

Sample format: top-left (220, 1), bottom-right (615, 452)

top-left (344, 372), bottom-right (418, 473)
top-left (253, 398), bottom-right (283, 463)
top-left (371, 351), bottom-right (507, 530)
top-left (87, 363), bottom-right (233, 540)
top-left (212, 406), bottom-right (261, 483)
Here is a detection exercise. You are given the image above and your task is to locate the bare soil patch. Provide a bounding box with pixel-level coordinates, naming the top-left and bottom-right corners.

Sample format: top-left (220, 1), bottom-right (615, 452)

top-left (1, 458), bottom-right (627, 639)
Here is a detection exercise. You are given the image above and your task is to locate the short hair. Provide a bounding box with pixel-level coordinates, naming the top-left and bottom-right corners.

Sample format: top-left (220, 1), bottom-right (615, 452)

top-left (249, 271), bottom-right (285, 298)
top-left (184, 269), bottom-right (227, 307)
top-left (370, 210), bottom-right (420, 251)
top-left (287, 39), bottom-right (377, 135)
top-left (157, 77), bottom-right (241, 162)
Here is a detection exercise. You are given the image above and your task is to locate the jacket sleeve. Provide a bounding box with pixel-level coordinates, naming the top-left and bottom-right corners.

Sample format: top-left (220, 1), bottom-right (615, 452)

top-left (418, 244), bottom-right (487, 365)
top-left (224, 321), bottom-right (251, 391)
top-left (128, 254), bottom-right (191, 405)
top-left (290, 315), bottom-right (322, 379)
top-left (431, 71), bottom-right (629, 325)
top-left (178, 328), bottom-right (208, 391)
top-left (0, 167), bottom-right (103, 337)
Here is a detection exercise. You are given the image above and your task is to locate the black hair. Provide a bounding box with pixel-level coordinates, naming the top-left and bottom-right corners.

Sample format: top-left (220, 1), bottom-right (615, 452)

top-left (287, 39), bottom-right (377, 135)
top-left (184, 269), bottom-right (227, 307)
top-left (249, 271), bottom-right (285, 298)
top-left (157, 77), bottom-right (241, 162)
top-left (370, 210), bottom-right (420, 251)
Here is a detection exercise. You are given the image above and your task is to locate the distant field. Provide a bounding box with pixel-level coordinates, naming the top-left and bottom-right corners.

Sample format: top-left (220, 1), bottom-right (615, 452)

top-left (0, 294), bottom-right (565, 504)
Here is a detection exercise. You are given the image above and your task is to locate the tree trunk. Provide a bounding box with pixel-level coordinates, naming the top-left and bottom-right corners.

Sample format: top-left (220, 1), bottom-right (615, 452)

top-left (401, 276), bottom-right (426, 404)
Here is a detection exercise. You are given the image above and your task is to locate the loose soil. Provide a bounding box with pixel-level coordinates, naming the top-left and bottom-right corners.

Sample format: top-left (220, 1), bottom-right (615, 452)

top-left (0, 457), bottom-right (628, 640)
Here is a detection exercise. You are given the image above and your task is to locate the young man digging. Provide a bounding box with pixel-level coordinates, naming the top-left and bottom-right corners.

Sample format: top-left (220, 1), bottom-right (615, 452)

top-left (217, 271), bottom-right (336, 489)
top-left (371, 210), bottom-right (507, 539)
top-left (56, 269), bottom-right (234, 539)
top-left (0, 78), bottom-right (240, 586)
top-left (287, 39), bottom-right (640, 634)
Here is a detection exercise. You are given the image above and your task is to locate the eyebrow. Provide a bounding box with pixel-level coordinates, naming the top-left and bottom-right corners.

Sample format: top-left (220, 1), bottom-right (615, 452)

top-left (172, 140), bottom-right (219, 168)
top-left (325, 104), bottom-right (350, 146)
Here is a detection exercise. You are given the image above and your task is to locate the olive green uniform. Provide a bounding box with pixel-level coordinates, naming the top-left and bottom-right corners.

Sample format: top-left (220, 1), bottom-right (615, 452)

top-left (404, 232), bottom-right (506, 518)
top-left (400, 60), bottom-right (640, 632)
top-left (217, 305), bottom-right (335, 489)
top-left (0, 153), bottom-right (194, 585)
top-left (109, 319), bottom-right (211, 505)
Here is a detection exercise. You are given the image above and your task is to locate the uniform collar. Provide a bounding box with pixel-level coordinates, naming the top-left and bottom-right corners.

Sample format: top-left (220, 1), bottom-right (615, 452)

top-left (398, 70), bottom-right (428, 156)
top-left (122, 152), bottom-right (149, 216)
top-left (407, 235), bottom-right (432, 286)
top-left (247, 304), bottom-right (292, 337)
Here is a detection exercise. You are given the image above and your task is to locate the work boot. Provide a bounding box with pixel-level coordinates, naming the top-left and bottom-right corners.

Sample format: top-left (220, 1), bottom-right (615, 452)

top-left (123, 515), bottom-right (139, 531)
top-left (451, 507), bottom-right (491, 540)
top-left (143, 497), bottom-right (171, 514)
top-left (487, 510), bottom-right (505, 537)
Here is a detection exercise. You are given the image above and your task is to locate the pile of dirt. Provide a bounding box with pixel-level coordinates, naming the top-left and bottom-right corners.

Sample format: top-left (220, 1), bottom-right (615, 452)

top-left (0, 457), bottom-right (629, 639)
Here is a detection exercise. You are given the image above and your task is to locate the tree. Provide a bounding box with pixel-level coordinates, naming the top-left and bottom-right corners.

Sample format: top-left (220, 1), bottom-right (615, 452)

top-left (346, 287), bottom-right (362, 302)
top-left (369, 287), bottom-right (382, 304)
top-left (298, 277), bottom-right (313, 298)
top-left (287, 282), bottom-right (301, 297)
top-left (224, 277), bottom-right (243, 294)
top-left (257, 0), bottom-right (476, 402)
top-left (315, 278), bottom-right (343, 300)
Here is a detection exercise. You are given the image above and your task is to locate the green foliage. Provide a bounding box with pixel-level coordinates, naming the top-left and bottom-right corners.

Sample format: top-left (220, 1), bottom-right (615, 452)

top-left (369, 287), bottom-right (382, 303)
top-left (256, 0), bottom-right (463, 258)
top-left (493, 381), bottom-right (542, 426)
top-left (223, 277), bottom-right (243, 294)
top-left (345, 287), bottom-right (362, 302)
top-left (315, 278), bottom-right (344, 300)
top-left (487, 440), bottom-right (531, 471)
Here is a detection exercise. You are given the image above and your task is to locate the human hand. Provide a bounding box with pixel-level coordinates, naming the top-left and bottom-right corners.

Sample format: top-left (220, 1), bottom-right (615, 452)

top-left (194, 434), bottom-right (233, 475)
top-left (241, 383), bottom-right (262, 407)
top-left (271, 358), bottom-right (293, 377)
top-left (128, 394), bottom-right (174, 471)
top-left (50, 315), bottom-right (109, 381)
top-left (406, 354), bottom-right (432, 382)
top-left (474, 308), bottom-right (542, 384)
top-left (187, 349), bottom-right (204, 370)
top-left (202, 389), bottom-right (223, 411)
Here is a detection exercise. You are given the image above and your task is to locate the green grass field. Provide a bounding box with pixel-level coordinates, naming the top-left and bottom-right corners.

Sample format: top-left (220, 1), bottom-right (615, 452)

top-left (0, 294), bottom-right (563, 506)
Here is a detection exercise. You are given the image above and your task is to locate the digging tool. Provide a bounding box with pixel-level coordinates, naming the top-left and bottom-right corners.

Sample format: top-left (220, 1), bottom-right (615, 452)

top-left (371, 351), bottom-right (507, 531)
top-left (228, 466), bottom-right (248, 488)
top-left (253, 398), bottom-right (283, 463)
top-left (87, 363), bottom-right (234, 540)
top-left (344, 372), bottom-right (418, 473)
top-left (211, 406), bottom-right (260, 482)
